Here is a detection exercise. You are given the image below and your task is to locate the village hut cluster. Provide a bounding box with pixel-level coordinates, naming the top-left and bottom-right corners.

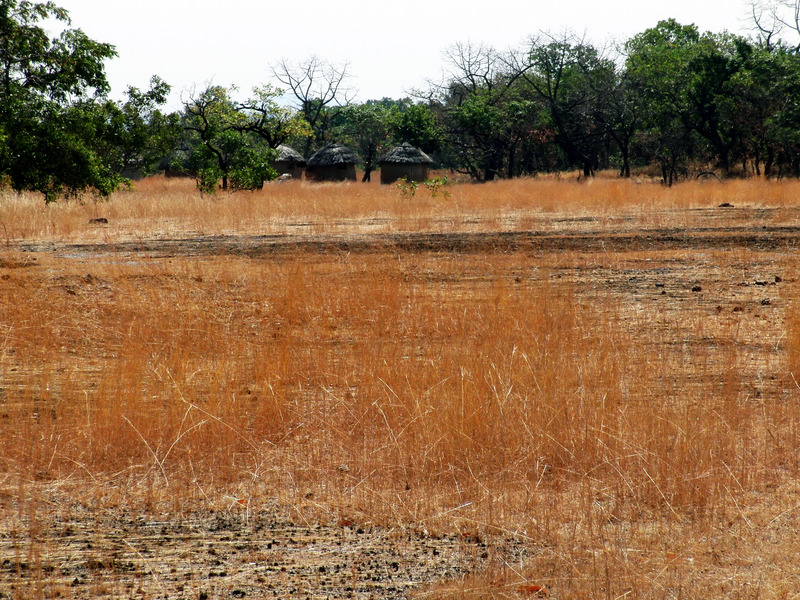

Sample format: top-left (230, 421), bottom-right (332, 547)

top-left (271, 141), bottom-right (433, 184)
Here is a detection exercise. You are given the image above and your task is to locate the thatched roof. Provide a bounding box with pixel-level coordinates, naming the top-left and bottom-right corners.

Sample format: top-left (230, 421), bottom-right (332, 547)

top-left (307, 143), bottom-right (359, 166)
top-left (276, 144), bottom-right (306, 164)
top-left (379, 142), bottom-right (433, 165)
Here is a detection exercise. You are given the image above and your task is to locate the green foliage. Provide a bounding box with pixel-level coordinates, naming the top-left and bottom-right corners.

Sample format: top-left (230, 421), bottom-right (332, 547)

top-left (195, 167), bottom-right (221, 195)
top-left (388, 103), bottom-right (444, 154)
top-left (230, 146), bottom-right (278, 191)
top-left (8, 101), bottom-right (126, 203)
top-left (239, 84), bottom-right (312, 148)
top-left (422, 176), bottom-right (451, 198)
top-left (336, 103), bottom-right (392, 181)
top-left (111, 76), bottom-right (181, 176)
top-left (180, 85), bottom-right (285, 192)
top-left (522, 35), bottom-right (617, 177)
top-left (0, 0), bottom-right (124, 202)
top-left (83, 76), bottom-right (181, 179)
top-left (624, 20), bottom-right (774, 179)
top-left (394, 176), bottom-right (418, 196)
top-left (0, 1), bottom-right (177, 202)
top-left (395, 176), bottom-right (451, 199)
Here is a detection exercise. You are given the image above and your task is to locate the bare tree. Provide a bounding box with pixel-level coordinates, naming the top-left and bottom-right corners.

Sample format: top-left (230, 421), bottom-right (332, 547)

top-left (271, 56), bottom-right (353, 155)
top-left (443, 42), bottom-right (504, 95)
top-left (750, 0), bottom-right (800, 50)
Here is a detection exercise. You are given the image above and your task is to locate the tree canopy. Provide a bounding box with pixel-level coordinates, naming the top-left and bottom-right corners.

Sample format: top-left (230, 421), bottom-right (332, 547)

top-left (0, 0), bottom-right (181, 202)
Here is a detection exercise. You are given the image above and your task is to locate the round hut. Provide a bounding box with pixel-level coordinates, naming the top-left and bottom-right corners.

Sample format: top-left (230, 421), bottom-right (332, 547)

top-left (273, 144), bottom-right (306, 180)
top-left (378, 142), bottom-right (434, 185)
top-left (306, 143), bottom-right (359, 182)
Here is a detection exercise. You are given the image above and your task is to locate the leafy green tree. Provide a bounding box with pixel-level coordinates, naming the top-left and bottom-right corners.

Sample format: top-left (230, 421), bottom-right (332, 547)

top-left (6, 99), bottom-right (127, 201)
top-left (0, 0), bottom-right (120, 202)
top-left (683, 33), bottom-right (756, 174)
top-left (336, 102), bottom-right (391, 182)
top-left (236, 84), bottom-right (312, 149)
top-left (519, 34), bottom-right (616, 178)
top-left (592, 71), bottom-right (643, 178)
top-left (624, 20), bottom-right (702, 183)
top-left (388, 102), bottom-right (444, 155)
top-left (181, 85), bottom-right (279, 192)
top-left (625, 20), bottom-right (763, 178)
top-left (87, 76), bottom-right (181, 178)
top-left (444, 89), bottom-right (510, 180)
top-left (716, 39), bottom-right (800, 177)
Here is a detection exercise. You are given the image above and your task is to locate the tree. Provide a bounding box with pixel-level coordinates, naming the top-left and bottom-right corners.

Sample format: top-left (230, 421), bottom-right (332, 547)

top-left (742, 2), bottom-right (800, 176)
top-left (89, 76), bottom-right (181, 178)
top-left (271, 56), bottom-right (353, 155)
top-left (625, 20), bottom-right (760, 178)
top-left (592, 70), bottom-right (642, 178)
top-left (181, 85), bottom-right (279, 192)
top-left (625, 20), bottom-right (709, 183)
top-left (518, 33), bottom-right (616, 178)
top-left (749, 0), bottom-right (800, 50)
top-left (0, 0), bottom-right (120, 202)
top-left (236, 84), bottom-right (312, 149)
top-left (749, 46), bottom-right (800, 177)
top-left (336, 102), bottom-right (391, 182)
top-left (434, 42), bottom-right (536, 181)
top-left (388, 102), bottom-right (444, 155)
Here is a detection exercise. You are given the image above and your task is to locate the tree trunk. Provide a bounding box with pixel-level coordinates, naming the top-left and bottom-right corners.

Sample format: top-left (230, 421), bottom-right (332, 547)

top-left (717, 146), bottom-right (730, 176)
top-left (619, 145), bottom-right (631, 178)
top-left (764, 148), bottom-right (774, 179)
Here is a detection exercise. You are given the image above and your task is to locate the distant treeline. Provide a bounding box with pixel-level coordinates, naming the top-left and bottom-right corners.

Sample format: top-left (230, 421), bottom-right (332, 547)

top-left (4, 0), bottom-right (800, 201)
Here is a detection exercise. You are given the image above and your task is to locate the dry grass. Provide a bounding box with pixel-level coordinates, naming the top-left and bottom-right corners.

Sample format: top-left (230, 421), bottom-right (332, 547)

top-left (2, 173), bottom-right (800, 243)
top-left (1, 174), bottom-right (800, 599)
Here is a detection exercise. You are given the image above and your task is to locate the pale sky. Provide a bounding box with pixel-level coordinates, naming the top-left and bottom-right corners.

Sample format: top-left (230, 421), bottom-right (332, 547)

top-left (53, 0), bottom-right (757, 110)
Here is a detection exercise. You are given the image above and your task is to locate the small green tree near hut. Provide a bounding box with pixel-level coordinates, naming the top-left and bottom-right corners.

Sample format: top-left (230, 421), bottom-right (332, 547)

top-left (337, 102), bottom-right (392, 182)
top-left (100, 76), bottom-right (182, 177)
top-left (181, 85), bottom-right (279, 192)
top-left (388, 102), bottom-right (444, 155)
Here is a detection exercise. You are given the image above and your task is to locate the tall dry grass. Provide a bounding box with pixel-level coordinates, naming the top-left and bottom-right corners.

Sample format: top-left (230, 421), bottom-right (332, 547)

top-left (2, 175), bottom-right (800, 598)
top-left (3, 173), bottom-right (800, 244)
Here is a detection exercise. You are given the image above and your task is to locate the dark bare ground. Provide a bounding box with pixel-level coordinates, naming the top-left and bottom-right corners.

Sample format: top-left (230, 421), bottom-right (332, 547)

top-left (15, 223), bottom-right (800, 258)
top-left (2, 206), bottom-right (799, 599)
top-left (1, 505), bottom-right (513, 600)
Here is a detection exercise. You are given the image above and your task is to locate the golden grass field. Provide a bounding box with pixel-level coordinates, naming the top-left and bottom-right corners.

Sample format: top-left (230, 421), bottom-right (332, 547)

top-left (1, 173), bottom-right (800, 599)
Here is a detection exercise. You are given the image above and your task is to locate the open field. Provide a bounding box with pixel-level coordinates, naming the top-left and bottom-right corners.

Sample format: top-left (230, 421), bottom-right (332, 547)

top-left (1, 175), bottom-right (800, 599)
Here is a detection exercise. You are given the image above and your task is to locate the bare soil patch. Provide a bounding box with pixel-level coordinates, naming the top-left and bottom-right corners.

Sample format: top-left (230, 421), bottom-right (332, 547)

top-left (2, 503), bottom-right (511, 600)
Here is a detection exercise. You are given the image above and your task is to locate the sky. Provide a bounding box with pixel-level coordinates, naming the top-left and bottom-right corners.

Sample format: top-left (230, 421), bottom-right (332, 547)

top-left (53, 0), bottom-right (757, 111)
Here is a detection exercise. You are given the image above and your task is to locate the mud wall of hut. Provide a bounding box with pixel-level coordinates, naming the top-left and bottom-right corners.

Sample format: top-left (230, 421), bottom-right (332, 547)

top-left (306, 164), bottom-right (357, 182)
top-left (380, 163), bottom-right (430, 185)
top-left (273, 161), bottom-right (305, 180)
